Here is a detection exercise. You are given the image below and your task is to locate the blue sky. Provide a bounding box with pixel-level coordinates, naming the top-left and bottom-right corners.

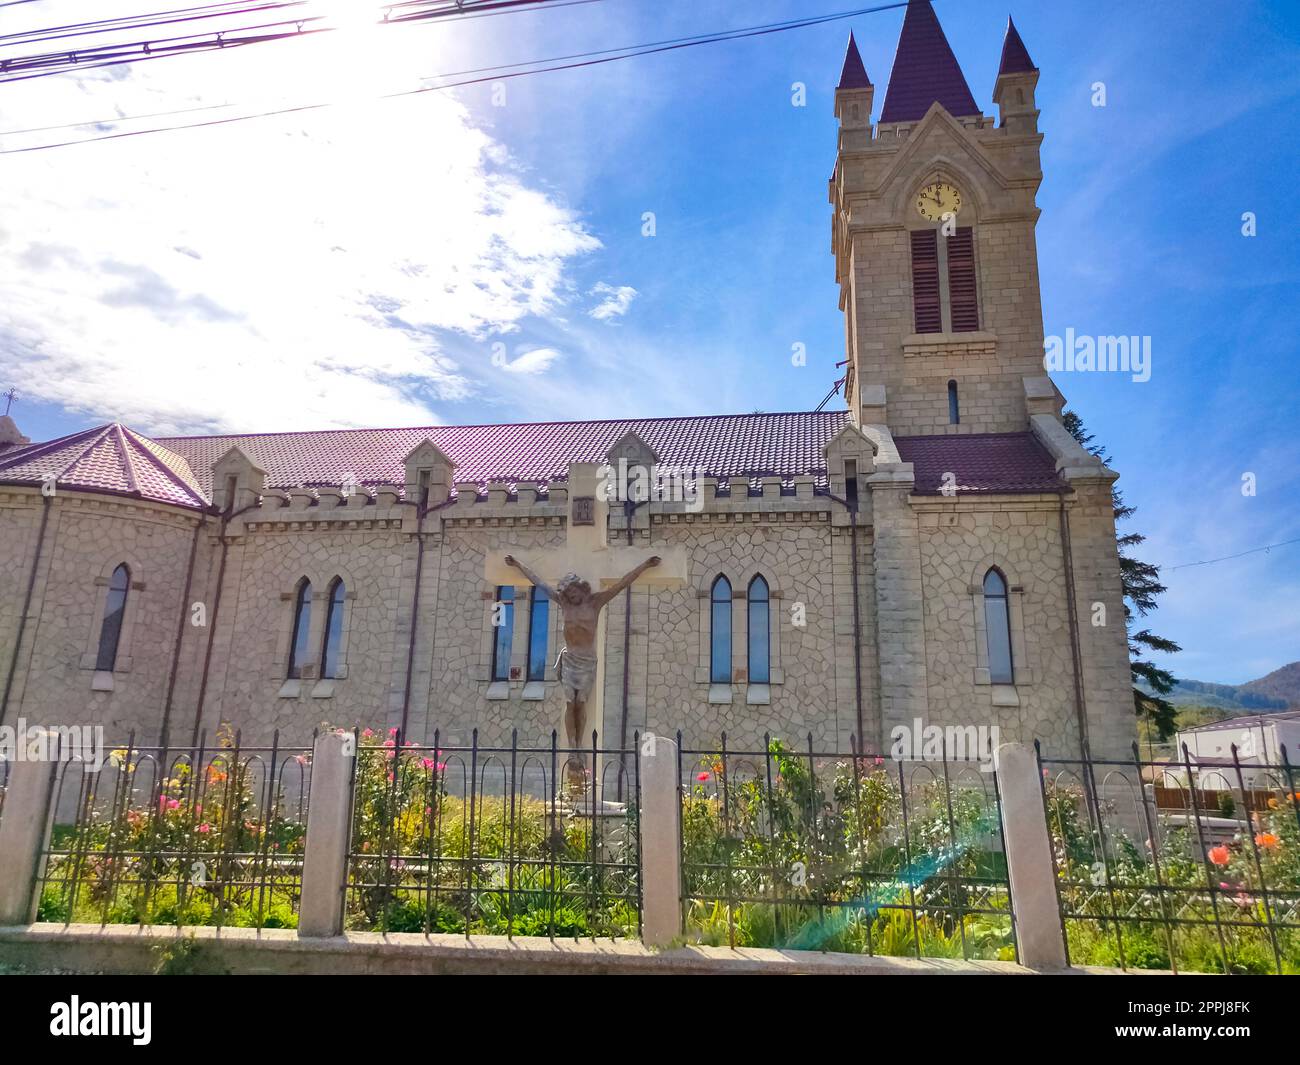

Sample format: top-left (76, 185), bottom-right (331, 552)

top-left (1, 0), bottom-right (1298, 684)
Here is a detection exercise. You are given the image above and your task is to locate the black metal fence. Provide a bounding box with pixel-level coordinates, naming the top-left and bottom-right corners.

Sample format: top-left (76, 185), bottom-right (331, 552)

top-left (1037, 741), bottom-right (1300, 974)
top-left (0, 756), bottom-right (9, 825)
top-left (342, 728), bottom-right (641, 939)
top-left (677, 734), bottom-right (1016, 960)
top-left (35, 729), bottom-right (311, 929)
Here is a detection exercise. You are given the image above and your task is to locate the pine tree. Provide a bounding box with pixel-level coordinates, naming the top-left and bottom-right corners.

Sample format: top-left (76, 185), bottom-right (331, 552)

top-left (1063, 411), bottom-right (1181, 739)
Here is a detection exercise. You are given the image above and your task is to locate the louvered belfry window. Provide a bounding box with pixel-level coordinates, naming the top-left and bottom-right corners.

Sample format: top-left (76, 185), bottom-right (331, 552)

top-left (947, 226), bottom-right (980, 332)
top-left (910, 229), bottom-right (942, 333)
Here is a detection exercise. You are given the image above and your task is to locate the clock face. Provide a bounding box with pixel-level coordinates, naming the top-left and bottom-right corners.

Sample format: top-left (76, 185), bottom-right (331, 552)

top-left (915, 181), bottom-right (962, 222)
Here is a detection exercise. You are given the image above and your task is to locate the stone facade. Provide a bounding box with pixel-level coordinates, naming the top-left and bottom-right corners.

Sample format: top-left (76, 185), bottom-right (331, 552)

top-left (0, 422), bottom-right (1135, 760)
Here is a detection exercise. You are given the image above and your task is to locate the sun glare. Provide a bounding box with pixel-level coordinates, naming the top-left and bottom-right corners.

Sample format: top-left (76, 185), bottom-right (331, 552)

top-left (312, 0), bottom-right (387, 34)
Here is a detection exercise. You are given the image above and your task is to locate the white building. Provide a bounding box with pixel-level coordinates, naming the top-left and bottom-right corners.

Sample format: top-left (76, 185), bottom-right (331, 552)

top-left (1174, 712), bottom-right (1300, 790)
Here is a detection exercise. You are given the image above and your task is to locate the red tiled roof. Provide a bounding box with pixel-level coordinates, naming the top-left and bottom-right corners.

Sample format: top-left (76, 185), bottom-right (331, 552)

top-left (997, 16), bottom-right (1036, 77)
top-left (0, 423), bottom-right (209, 508)
top-left (157, 411), bottom-right (851, 496)
top-left (879, 0), bottom-right (980, 123)
top-left (0, 416), bottom-right (1068, 508)
top-left (895, 432), bottom-right (1064, 495)
top-left (837, 30), bottom-right (872, 90)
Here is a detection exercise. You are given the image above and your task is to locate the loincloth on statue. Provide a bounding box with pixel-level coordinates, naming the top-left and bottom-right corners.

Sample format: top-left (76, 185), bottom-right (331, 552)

top-left (555, 647), bottom-right (598, 703)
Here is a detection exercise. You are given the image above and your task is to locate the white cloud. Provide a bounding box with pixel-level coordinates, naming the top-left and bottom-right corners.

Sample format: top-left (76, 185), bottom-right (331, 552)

top-left (587, 282), bottom-right (638, 322)
top-left (0, 11), bottom-right (600, 435)
top-left (499, 347), bottom-right (562, 375)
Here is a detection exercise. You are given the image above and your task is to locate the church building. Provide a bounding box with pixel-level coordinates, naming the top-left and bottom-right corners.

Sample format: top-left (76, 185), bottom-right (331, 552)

top-left (0, 3), bottom-right (1136, 761)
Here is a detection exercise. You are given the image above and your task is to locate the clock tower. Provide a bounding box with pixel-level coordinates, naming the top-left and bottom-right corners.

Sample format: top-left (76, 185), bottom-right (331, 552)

top-left (831, 4), bottom-right (1056, 436)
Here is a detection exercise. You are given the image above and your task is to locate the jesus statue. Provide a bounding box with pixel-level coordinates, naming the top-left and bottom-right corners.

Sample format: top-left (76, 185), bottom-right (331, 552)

top-left (504, 553), bottom-right (660, 789)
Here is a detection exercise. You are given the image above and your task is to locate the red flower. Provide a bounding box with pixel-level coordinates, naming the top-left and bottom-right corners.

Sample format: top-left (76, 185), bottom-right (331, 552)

top-left (1208, 845), bottom-right (1231, 866)
top-left (696, 772), bottom-right (709, 782)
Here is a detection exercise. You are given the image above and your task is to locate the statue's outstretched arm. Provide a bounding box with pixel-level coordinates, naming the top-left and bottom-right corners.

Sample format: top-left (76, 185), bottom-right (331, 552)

top-left (503, 555), bottom-right (556, 600)
top-left (594, 556), bottom-right (661, 607)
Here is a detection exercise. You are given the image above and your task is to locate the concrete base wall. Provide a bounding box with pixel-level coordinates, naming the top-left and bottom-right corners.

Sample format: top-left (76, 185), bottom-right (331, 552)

top-left (0, 923), bottom-right (1146, 976)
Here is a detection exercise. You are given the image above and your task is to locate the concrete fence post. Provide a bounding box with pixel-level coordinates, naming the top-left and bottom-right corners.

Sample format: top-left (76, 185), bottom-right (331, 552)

top-left (995, 741), bottom-right (1069, 970)
top-left (298, 730), bottom-right (353, 938)
top-left (0, 731), bottom-right (61, 925)
top-left (638, 733), bottom-right (681, 948)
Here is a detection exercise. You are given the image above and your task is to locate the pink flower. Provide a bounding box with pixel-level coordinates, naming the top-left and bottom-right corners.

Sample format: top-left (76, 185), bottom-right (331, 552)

top-left (388, 727), bottom-right (399, 736)
top-left (361, 728), bottom-right (375, 740)
top-left (197, 823), bottom-right (211, 834)
top-left (422, 758), bottom-right (436, 771)
top-left (436, 762), bottom-right (447, 772)
top-left (696, 772), bottom-right (710, 782)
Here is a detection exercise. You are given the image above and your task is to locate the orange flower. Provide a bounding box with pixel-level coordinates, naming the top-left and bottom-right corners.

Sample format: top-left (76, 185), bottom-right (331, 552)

top-left (1208, 845), bottom-right (1231, 866)
top-left (1255, 832), bottom-right (1280, 850)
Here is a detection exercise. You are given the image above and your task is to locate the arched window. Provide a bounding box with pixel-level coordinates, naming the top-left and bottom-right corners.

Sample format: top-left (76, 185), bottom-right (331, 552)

top-left (710, 576), bottom-right (732, 684)
top-left (527, 588), bottom-right (550, 682)
top-left (491, 586), bottom-right (515, 682)
top-left (95, 563), bottom-right (130, 671)
top-left (287, 579), bottom-right (312, 679)
top-left (747, 575), bottom-right (770, 684)
top-left (983, 568), bottom-right (1014, 684)
top-left (948, 380), bottom-right (960, 425)
top-left (320, 578), bottom-right (346, 680)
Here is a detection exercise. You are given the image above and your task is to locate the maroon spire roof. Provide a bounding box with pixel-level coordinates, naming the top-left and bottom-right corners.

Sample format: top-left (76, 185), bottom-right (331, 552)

top-left (836, 30), bottom-right (872, 90)
top-left (879, 0), bottom-right (979, 123)
top-left (997, 16), bottom-right (1036, 75)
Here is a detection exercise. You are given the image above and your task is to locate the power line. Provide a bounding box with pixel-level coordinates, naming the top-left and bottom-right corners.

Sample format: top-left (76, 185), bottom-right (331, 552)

top-left (0, 0), bottom-right (608, 135)
top-left (0, 1), bottom-right (296, 46)
top-left (416, 4), bottom-right (885, 82)
top-left (0, 0), bottom-right (560, 83)
top-left (1, 2), bottom-right (909, 153)
top-left (814, 379), bottom-right (845, 413)
top-left (1167, 536), bottom-right (1300, 572)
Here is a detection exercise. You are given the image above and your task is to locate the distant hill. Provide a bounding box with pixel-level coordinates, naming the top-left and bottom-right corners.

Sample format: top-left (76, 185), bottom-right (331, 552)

top-left (1165, 663), bottom-right (1298, 713)
top-left (1240, 662), bottom-right (1300, 707)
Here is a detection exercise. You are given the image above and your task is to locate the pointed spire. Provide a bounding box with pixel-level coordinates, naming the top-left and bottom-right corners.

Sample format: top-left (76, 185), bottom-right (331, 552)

top-left (879, 0), bottom-right (979, 123)
top-left (836, 30), bottom-right (872, 90)
top-left (997, 16), bottom-right (1036, 75)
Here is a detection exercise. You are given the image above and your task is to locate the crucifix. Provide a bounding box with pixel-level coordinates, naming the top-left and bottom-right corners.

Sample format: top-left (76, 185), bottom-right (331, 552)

top-left (484, 460), bottom-right (687, 797)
